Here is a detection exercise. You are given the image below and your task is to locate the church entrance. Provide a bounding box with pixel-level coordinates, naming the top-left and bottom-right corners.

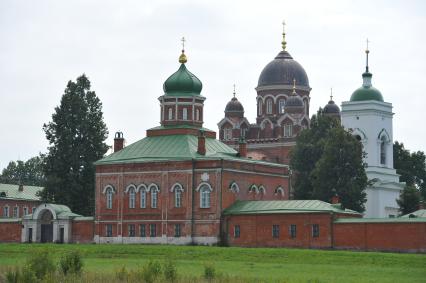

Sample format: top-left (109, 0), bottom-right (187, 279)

top-left (40, 210), bottom-right (54, 243)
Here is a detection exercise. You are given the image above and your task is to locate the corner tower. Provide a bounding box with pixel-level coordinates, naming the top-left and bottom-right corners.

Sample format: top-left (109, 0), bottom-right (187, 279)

top-left (341, 43), bottom-right (404, 218)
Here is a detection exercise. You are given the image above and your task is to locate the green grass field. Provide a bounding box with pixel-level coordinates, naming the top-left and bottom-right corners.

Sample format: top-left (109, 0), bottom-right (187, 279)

top-left (0, 244), bottom-right (425, 283)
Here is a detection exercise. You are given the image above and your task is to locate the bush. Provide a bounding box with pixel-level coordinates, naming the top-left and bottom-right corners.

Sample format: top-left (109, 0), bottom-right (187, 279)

top-left (115, 266), bottom-right (129, 281)
top-left (59, 250), bottom-right (83, 275)
top-left (26, 249), bottom-right (55, 280)
top-left (140, 260), bottom-right (161, 283)
top-left (19, 266), bottom-right (38, 283)
top-left (163, 259), bottom-right (177, 282)
top-left (5, 268), bottom-right (20, 283)
top-left (204, 262), bottom-right (216, 281)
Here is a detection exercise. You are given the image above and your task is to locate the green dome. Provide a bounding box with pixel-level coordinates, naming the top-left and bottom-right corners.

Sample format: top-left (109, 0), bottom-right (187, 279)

top-left (163, 64), bottom-right (202, 96)
top-left (350, 72), bottom-right (384, 102)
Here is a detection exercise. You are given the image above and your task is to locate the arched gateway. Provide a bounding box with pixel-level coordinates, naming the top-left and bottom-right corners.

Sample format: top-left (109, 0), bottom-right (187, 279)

top-left (21, 203), bottom-right (83, 243)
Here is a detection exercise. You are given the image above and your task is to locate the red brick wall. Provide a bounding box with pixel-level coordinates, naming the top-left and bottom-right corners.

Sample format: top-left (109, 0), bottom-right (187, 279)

top-left (334, 222), bottom-right (426, 252)
top-left (0, 199), bottom-right (41, 218)
top-left (224, 213), bottom-right (333, 248)
top-left (0, 221), bottom-right (21, 242)
top-left (72, 220), bottom-right (94, 243)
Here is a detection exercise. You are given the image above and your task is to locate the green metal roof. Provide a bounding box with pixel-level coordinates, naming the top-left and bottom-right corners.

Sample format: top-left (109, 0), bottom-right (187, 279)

top-left (223, 200), bottom-right (361, 216)
top-left (0, 183), bottom-right (43, 201)
top-left (335, 217), bottom-right (426, 223)
top-left (96, 134), bottom-right (287, 167)
top-left (401, 209), bottom-right (426, 218)
top-left (350, 86), bottom-right (384, 102)
top-left (163, 63), bottom-right (202, 97)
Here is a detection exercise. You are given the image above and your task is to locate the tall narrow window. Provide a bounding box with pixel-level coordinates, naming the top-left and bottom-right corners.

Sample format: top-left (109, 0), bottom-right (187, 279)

top-left (23, 207), bottom-right (28, 216)
top-left (196, 109), bottom-right (200, 121)
top-left (3, 206), bottom-right (9, 217)
top-left (258, 100), bottom-right (263, 115)
top-left (380, 136), bottom-right (386, 165)
top-left (312, 224), bottom-right (320, 238)
top-left (174, 224), bottom-right (181, 237)
top-left (106, 188), bottom-right (113, 209)
top-left (199, 185), bottom-right (211, 208)
top-left (140, 224), bottom-right (146, 237)
top-left (289, 224), bottom-right (297, 238)
top-left (175, 187), bottom-right (183, 208)
top-left (234, 225), bottom-right (240, 238)
top-left (168, 108), bottom-right (173, 120)
top-left (182, 108), bottom-right (188, 120)
top-left (224, 128), bottom-right (232, 140)
top-left (272, 225), bottom-right (280, 238)
top-left (13, 207), bottom-right (18, 218)
top-left (266, 99), bottom-right (273, 114)
top-left (129, 188), bottom-right (136, 209)
top-left (283, 124), bottom-right (293, 137)
top-left (150, 224), bottom-right (156, 237)
top-left (151, 189), bottom-right (158, 208)
top-left (140, 190), bottom-right (146, 208)
top-left (128, 224), bottom-right (135, 237)
top-left (279, 99), bottom-right (285, 114)
top-left (106, 224), bottom-right (113, 237)
top-left (32, 207), bottom-right (36, 214)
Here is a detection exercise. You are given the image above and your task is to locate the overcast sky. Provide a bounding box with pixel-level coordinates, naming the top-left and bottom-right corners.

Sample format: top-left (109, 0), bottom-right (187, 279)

top-left (1, 0), bottom-right (425, 170)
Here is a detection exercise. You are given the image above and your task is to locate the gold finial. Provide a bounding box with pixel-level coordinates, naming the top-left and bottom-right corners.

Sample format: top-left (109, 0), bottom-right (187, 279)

top-left (330, 88), bottom-right (333, 101)
top-left (281, 20), bottom-right (287, 50)
top-left (179, 36), bottom-right (187, 64)
top-left (233, 84), bottom-right (236, 98)
top-left (292, 78), bottom-right (296, 95)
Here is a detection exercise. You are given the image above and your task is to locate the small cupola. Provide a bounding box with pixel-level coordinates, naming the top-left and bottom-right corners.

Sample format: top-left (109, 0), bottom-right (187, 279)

top-left (350, 41), bottom-right (384, 102)
top-left (323, 88), bottom-right (341, 118)
top-left (225, 85), bottom-right (244, 118)
top-left (284, 79), bottom-right (304, 114)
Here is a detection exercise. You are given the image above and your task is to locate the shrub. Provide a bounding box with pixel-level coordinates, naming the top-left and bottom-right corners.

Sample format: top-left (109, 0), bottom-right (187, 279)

top-left (26, 249), bottom-right (55, 280)
top-left (115, 266), bottom-right (129, 281)
top-left (59, 250), bottom-right (83, 275)
top-left (5, 268), bottom-right (20, 283)
top-left (163, 259), bottom-right (177, 282)
top-left (19, 266), bottom-right (37, 283)
top-left (140, 260), bottom-right (161, 283)
top-left (204, 262), bottom-right (216, 281)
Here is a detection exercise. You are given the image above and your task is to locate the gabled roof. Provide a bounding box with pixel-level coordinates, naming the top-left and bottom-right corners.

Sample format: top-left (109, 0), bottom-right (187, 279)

top-left (96, 134), bottom-right (287, 167)
top-left (0, 183), bottom-right (43, 201)
top-left (223, 200), bottom-right (360, 216)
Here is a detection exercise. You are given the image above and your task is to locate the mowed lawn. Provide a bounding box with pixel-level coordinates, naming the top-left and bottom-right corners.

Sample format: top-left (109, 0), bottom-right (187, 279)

top-left (0, 244), bottom-right (425, 283)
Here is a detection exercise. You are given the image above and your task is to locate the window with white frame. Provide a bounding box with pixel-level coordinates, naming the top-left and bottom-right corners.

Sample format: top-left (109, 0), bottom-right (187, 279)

top-left (283, 124), bottom-right (293, 137)
top-left (258, 100), bottom-right (263, 115)
top-left (196, 109), bottom-right (200, 121)
top-left (266, 99), bottom-right (273, 114)
top-left (106, 224), bottom-right (112, 237)
top-left (234, 225), bottom-right (240, 238)
top-left (174, 185), bottom-right (183, 208)
top-left (106, 188), bottom-right (113, 209)
top-left (3, 206), bottom-right (9, 217)
top-left (23, 207), bottom-right (28, 216)
top-left (278, 99), bottom-right (285, 114)
top-left (32, 207), bottom-right (36, 214)
top-left (240, 127), bottom-right (247, 138)
top-left (140, 189), bottom-right (146, 208)
top-left (168, 108), bottom-right (173, 120)
top-left (272, 224), bottom-right (280, 238)
top-left (128, 224), bottom-right (136, 237)
top-left (224, 128), bottom-right (232, 140)
top-left (182, 107), bottom-right (188, 120)
top-left (151, 186), bottom-right (159, 208)
top-left (13, 206), bottom-right (18, 218)
top-left (129, 188), bottom-right (136, 209)
top-left (199, 184), bottom-right (212, 208)
top-left (289, 224), bottom-right (297, 238)
top-left (174, 224), bottom-right (181, 237)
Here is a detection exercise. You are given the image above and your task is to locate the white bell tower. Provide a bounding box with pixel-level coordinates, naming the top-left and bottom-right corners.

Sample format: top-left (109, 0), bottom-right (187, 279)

top-left (341, 43), bottom-right (404, 218)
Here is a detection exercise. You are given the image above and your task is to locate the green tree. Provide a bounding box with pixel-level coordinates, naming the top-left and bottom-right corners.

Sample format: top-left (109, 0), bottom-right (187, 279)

top-left (396, 185), bottom-right (421, 215)
top-left (41, 74), bottom-right (108, 215)
top-left (393, 141), bottom-right (426, 200)
top-left (0, 155), bottom-right (45, 186)
top-left (291, 109), bottom-right (368, 212)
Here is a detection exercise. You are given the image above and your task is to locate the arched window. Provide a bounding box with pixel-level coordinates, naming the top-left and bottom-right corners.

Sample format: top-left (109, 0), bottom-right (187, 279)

top-left (274, 186), bottom-right (285, 197)
top-left (380, 136), bottom-right (386, 165)
top-left (230, 182), bottom-right (239, 194)
top-left (175, 187), bottom-right (183, 208)
top-left (150, 184), bottom-right (160, 208)
top-left (140, 189), bottom-right (146, 208)
top-left (196, 109), bottom-right (200, 121)
top-left (266, 99), bottom-right (273, 114)
top-left (278, 99), bottom-right (285, 114)
top-left (106, 188), bottom-right (113, 209)
top-left (129, 188), bottom-right (136, 209)
top-left (258, 186), bottom-right (266, 195)
top-left (248, 184), bottom-right (258, 194)
top-left (258, 100), bottom-right (263, 115)
top-left (168, 108), bottom-right (173, 120)
top-left (182, 108), bottom-right (188, 120)
top-left (198, 183), bottom-right (212, 208)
